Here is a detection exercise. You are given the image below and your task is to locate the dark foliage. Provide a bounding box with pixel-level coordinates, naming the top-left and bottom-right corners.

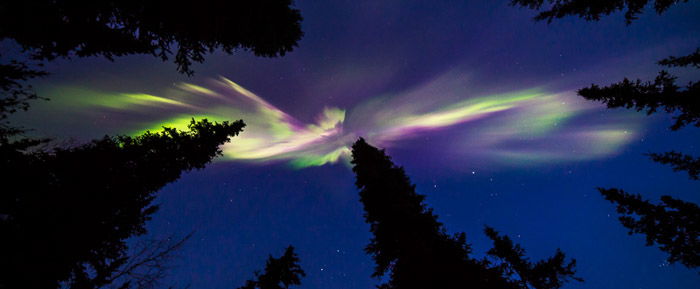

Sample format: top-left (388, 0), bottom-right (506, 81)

top-left (577, 70), bottom-right (700, 130)
top-left (0, 0), bottom-right (303, 75)
top-left (0, 119), bottom-right (245, 289)
top-left (659, 48), bottom-right (700, 68)
top-left (0, 59), bottom-right (47, 120)
top-left (648, 151), bottom-right (700, 180)
top-left (599, 188), bottom-right (700, 270)
top-left (510, 0), bottom-right (690, 23)
top-left (350, 138), bottom-right (580, 289)
top-left (485, 227), bottom-right (583, 289)
top-left (236, 246), bottom-right (306, 289)
top-left (0, 57), bottom-right (48, 140)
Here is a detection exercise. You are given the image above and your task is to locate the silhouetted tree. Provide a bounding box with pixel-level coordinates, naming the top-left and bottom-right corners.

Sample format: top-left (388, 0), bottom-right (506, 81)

top-left (648, 151), bottom-right (700, 180)
top-left (599, 188), bottom-right (699, 270)
top-left (350, 138), bottom-right (581, 289)
top-left (0, 57), bottom-right (48, 141)
top-left (0, 59), bottom-right (46, 119)
top-left (512, 0), bottom-right (700, 272)
top-left (485, 227), bottom-right (583, 289)
top-left (578, 63), bottom-right (699, 131)
top-left (510, 0), bottom-right (691, 24)
top-left (236, 246), bottom-right (305, 289)
top-left (106, 233), bottom-right (193, 289)
top-left (659, 48), bottom-right (700, 68)
top-left (0, 0), bottom-right (303, 75)
top-left (0, 119), bottom-right (245, 289)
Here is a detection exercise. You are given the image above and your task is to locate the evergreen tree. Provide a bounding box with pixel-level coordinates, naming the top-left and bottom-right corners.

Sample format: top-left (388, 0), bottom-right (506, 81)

top-left (0, 59), bottom-right (46, 120)
top-left (0, 119), bottom-right (245, 289)
top-left (485, 227), bottom-right (583, 289)
top-left (647, 151), bottom-right (700, 180)
top-left (599, 188), bottom-right (699, 270)
top-left (0, 0), bottom-right (303, 75)
top-left (236, 246), bottom-right (306, 289)
top-left (512, 0), bottom-right (700, 272)
top-left (577, 54), bottom-right (700, 131)
top-left (510, 0), bottom-right (691, 24)
top-left (350, 138), bottom-right (581, 289)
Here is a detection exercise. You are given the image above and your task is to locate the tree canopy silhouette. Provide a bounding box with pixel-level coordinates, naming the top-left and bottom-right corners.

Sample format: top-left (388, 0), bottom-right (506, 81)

top-left (0, 119), bottom-right (244, 289)
top-left (484, 227), bottom-right (583, 289)
top-left (598, 188), bottom-right (699, 270)
top-left (350, 138), bottom-right (581, 289)
top-left (0, 60), bottom-right (46, 118)
top-left (0, 58), bottom-right (48, 142)
top-left (236, 246), bottom-right (306, 289)
top-left (510, 0), bottom-right (691, 24)
top-left (648, 151), bottom-right (700, 180)
top-left (0, 0), bottom-right (303, 75)
top-left (512, 0), bottom-right (700, 273)
top-left (577, 60), bottom-right (700, 131)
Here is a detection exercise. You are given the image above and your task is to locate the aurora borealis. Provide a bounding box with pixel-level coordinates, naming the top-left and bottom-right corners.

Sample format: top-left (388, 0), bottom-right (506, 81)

top-left (9, 1), bottom-right (700, 288)
top-left (34, 73), bottom-right (640, 169)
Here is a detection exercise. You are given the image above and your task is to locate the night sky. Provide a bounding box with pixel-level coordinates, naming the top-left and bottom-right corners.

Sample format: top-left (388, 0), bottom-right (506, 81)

top-left (11, 1), bottom-right (700, 288)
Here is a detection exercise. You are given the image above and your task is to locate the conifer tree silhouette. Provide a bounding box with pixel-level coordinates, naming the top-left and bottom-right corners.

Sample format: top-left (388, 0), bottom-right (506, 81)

top-left (0, 0), bottom-right (303, 76)
top-left (350, 138), bottom-right (581, 289)
top-left (512, 0), bottom-right (700, 272)
top-left (484, 227), bottom-right (583, 289)
top-left (236, 246), bottom-right (306, 289)
top-left (647, 151), bottom-right (700, 180)
top-left (510, 0), bottom-right (690, 24)
top-left (577, 56), bottom-right (700, 131)
top-left (0, 60), bottom-right (46, 120)
top-left (598, 188), bottom-right (699, 270)
top-left (0, 119), bottom-right (245, 289)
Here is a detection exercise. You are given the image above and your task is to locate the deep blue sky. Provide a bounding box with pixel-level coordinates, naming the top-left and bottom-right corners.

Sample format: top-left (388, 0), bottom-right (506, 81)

top-left (13, 1), bottom-right (700, 288)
